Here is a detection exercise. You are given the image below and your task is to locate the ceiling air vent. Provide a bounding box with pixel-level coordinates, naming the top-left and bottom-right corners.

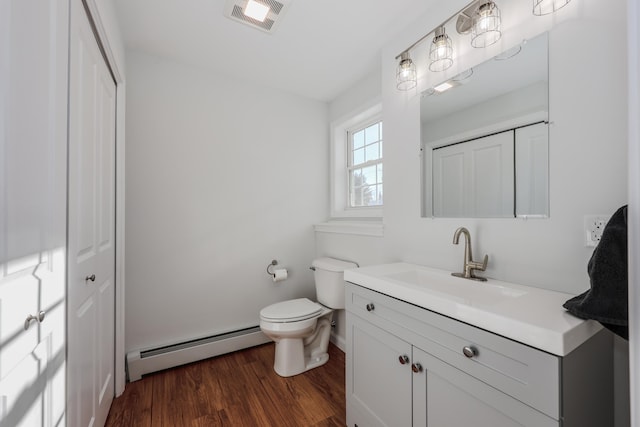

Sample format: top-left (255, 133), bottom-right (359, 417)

top-left (224, 0), bottom-right (290, 34)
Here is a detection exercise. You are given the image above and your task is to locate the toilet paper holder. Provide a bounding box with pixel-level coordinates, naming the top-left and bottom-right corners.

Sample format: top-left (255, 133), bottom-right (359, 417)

top-left (267, 260), bottom-right (288, 282)
top-left (266, 260), bottom-right (278, 277)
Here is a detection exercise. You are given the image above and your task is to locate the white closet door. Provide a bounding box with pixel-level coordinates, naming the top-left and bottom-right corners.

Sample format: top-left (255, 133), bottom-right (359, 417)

top-left (0, 0), bottom-right (68, 426)
top-left (515, 122), bottom-right (549, 217)
top-left (67, 0), bottom-right (116, 426)
top-left (432, 149), bottom-right (465, 217)
top-left (433, 131), bottom-right (514, 217)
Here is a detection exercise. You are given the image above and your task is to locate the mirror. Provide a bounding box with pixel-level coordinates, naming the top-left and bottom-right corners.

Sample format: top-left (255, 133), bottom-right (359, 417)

top-left (421, 32), bottom-right (549, 218)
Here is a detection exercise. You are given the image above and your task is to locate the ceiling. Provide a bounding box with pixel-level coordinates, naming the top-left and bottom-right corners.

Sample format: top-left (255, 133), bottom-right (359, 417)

top-left (113, 0), bottom-right (434, 102)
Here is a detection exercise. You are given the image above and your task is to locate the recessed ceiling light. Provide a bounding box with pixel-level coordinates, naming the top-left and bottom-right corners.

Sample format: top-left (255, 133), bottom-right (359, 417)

top-left (224, 0), bottom-right (290, 34)
top-left (244, 0), bottom-right (270, 22)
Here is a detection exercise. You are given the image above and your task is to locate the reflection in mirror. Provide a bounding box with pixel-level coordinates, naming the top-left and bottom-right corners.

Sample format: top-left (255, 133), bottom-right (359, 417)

top-left (421, 32), bottom-right (549, 218)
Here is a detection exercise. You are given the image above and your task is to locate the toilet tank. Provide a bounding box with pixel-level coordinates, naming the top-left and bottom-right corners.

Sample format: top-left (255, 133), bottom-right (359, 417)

top-left (312, 257), bottom-right (358, 309)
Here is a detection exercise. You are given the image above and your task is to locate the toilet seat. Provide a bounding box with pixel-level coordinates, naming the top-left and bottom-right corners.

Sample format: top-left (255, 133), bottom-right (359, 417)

top-left (260, 298), bottom-right (323, 323)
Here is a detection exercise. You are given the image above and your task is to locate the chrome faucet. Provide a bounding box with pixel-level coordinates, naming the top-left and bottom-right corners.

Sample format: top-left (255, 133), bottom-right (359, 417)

top-left (452, 227), bottom-right (488, 282)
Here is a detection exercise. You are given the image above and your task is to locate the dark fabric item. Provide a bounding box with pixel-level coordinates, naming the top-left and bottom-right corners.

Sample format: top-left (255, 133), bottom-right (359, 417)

top-left (563, 205), bottom-right (628, 340)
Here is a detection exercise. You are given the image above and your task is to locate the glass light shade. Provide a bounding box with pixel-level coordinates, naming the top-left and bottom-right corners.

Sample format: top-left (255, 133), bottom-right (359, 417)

top-left (471, 1), bottom-right (502, 48)
top-left (429, 27), bottom-right (453, 72)
top-left (396, 52), bottom-right (417, 91)
top-left (532, 0), bottom-right (572, 15)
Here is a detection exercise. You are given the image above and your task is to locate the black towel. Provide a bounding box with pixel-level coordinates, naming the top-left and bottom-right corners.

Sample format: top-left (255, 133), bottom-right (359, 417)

top-left (563, 205), bottom-right (628, 340)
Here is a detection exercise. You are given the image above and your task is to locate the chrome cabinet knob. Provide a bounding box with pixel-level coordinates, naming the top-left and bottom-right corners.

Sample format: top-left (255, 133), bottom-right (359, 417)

top-left (463, 346), bottom-right (477, 358)
top-left (85, 274), bottom-right (96, 282)
top-left (411, 363), bottom-right (423, 373)
top-left (24, 311), bottom-right (46, 331)
top-left (398, 355), bottom-right (410, 365)
top-left (365, 303), bottom-right (375, 312)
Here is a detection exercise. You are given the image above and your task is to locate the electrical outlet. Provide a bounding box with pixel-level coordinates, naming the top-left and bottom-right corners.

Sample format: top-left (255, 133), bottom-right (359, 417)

top-left (584, 215), bottom-right (610, 247)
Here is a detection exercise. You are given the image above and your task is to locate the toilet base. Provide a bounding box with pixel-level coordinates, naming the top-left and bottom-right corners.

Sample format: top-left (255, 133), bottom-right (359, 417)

top-left (273, 339), bottom-right (330, 377)
top-left (271, 314), bottom-right (333, 377)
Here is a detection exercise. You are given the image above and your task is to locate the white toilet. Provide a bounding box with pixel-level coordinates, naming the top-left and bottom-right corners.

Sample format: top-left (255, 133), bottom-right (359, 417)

top-left (259, 257), bottom-right (357, 377)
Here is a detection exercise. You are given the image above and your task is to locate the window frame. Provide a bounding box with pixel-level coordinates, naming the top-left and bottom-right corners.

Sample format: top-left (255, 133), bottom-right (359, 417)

top-left (329, 102), bottom-right (383, 218)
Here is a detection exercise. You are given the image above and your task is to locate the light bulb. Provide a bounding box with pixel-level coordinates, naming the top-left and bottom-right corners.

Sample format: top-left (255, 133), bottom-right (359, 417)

top-left (471, 1), bottom-right (501, 48)
top-left (429, 27), bottom-right (453, 72)
top-left (396, 53), bottom-right (417, 91)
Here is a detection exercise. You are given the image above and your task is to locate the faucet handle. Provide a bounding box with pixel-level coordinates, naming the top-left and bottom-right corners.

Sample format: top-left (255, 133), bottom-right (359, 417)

top-left (469, 254), bottom-right (489, 272)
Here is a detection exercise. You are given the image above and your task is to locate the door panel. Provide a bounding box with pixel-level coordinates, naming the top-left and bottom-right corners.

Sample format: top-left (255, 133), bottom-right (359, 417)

top-left (0, 0), bottom-right (68, 425)
top-left (433, 130), bottom-right (514, 217)
top-left (469, 133), bottom-right (514, 217)
top-left (67, 0), bottom-right (116, 426)
top-left (97, 278), bottom-right (115, 423)
top-left (515, 123), bottom-right (549, 217)
top-left (98, 69), bottom-right (116, 255)
top-left (433, 152), bottom-right (465, 217)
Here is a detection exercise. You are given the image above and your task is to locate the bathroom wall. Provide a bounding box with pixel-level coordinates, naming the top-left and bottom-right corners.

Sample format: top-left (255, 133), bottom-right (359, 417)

top-left (319, 0), bottom-right (629, 424)
top-left (319, 68), bottom-right (388, 347)
top-left (124, 51), bottom-right (328, 352)
top-left (319, 0), bottom-right (627, 340)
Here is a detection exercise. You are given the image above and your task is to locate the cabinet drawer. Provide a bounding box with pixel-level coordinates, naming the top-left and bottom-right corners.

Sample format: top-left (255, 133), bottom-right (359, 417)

top-left (346, 282), bottom-right (560, 419)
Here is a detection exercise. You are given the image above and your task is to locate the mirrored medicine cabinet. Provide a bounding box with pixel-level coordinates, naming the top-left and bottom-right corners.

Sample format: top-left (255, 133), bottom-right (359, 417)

top-left (421, 32), bottom-right (549, 218)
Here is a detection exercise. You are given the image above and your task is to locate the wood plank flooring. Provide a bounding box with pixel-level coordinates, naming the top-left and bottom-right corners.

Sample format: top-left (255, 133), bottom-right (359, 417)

top-left (105, 343), bottom-right (346, 426)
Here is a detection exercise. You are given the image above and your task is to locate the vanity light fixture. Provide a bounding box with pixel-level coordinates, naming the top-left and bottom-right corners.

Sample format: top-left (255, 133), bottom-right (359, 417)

top-left (471, 1), bottom-right (502, 48)
top-left (244, 0), bottom-right (270, 22)
top-left (393, 0), bottom-right (508, 91)
top-left (532, 0), bottom-right (572, 15)
top-left (429, 27), bottom-right (454, 72)
top-left (396, 51), bottom-right (418, 90)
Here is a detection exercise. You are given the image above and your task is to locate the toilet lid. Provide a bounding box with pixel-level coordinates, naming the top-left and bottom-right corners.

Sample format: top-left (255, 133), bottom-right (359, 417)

top-left (260, 298), bottom-right (323, 322)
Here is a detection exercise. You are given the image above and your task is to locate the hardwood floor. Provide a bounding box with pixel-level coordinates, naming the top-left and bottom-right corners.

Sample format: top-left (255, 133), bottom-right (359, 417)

top-left (105, 343), bottom-right (346, 426)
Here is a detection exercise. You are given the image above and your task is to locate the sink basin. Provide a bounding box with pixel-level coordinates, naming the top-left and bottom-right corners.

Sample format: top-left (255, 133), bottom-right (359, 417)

top-left (344, 262), bottom-right (603, 356)
top-left (384, 269), bottom-right (528, 307)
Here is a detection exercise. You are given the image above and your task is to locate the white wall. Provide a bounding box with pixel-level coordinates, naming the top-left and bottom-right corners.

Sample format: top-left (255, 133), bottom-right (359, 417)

top-left (319, 69), bottom-right (388, 347)
top-left (124, 51), bottom-right (328, 352)
top-left (318, 0), bottom-right (629, 423)
top-left (319, 0), bottom-right (628, 294)
top-left (329, 68), bottom-right (382, 123)
top-left (380, 0), bottom-right (627, 293)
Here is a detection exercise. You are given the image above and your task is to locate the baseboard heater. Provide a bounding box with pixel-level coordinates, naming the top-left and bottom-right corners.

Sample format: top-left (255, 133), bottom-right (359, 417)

top-left (126, 326), bottom-right (270, 381)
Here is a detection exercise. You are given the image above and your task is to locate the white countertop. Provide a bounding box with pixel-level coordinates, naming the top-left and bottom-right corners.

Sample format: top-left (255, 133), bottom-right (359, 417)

top-left (344, 262), bottom-right (602, 356)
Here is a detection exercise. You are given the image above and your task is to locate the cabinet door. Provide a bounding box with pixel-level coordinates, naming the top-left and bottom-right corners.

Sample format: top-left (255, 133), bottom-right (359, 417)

top-left (412, 348), bottom-right (557, 427)
top-left (346, 313), bottom-right (412, 427)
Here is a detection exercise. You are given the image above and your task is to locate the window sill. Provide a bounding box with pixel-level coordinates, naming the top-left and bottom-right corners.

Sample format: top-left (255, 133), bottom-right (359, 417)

top-left (313, 220), bottom-right (384, 237)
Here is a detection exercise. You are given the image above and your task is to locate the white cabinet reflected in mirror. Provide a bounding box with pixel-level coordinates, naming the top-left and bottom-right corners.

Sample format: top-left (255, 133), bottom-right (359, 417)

top-left (421, 32), bottom-right (549, 218)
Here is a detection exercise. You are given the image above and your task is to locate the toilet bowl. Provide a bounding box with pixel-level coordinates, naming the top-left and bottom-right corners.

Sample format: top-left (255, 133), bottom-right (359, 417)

top-left (259, 257), bottom-right (357, 377)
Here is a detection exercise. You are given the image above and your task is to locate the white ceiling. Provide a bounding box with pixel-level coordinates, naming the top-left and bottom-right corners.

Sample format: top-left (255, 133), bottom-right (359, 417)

top-left (113, 0), bottom-right (434, 102)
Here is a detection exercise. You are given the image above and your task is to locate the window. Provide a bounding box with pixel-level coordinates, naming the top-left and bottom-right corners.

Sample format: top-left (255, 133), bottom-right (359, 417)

top-left (328, 102), bottom-right (383, 220)
top-left (317, 101), bottom-right (383, 235)
top-left (348, 121), bottom-right (383, 207)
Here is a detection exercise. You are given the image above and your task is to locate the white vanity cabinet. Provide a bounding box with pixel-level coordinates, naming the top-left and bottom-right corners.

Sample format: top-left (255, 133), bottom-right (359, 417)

top-left (345, 282), bottom-right (613, 427)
